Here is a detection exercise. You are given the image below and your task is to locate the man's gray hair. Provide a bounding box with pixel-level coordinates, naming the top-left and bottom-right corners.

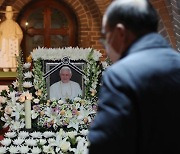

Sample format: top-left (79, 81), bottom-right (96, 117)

top-left (105, 0), bottom-right (158, 37)
top-left (59, 66), bottom-right (72, 74)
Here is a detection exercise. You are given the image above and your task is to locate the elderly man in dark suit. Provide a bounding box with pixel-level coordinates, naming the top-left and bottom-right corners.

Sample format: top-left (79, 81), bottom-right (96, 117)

top-left (88, 0), bottom-right (180, 154)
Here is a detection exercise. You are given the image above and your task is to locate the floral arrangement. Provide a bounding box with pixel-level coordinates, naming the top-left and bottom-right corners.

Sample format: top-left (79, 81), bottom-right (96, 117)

top-left (31, 47), bottom-right (102, 61)
top-left (0, 129), bottom-right (89, 153)
top-left (32, 47), bottom-right (104, 102)
top-left (0, 47), bottom-right (110, 153)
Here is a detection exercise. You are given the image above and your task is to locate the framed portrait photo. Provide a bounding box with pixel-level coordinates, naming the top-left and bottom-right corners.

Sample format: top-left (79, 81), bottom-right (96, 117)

top-left (43, 60), bottom-right (85, 100)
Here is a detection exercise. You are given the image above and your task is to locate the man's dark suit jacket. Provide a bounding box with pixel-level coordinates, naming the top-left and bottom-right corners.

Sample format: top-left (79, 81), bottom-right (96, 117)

top-left (88, 33), bottom-right (180, 154)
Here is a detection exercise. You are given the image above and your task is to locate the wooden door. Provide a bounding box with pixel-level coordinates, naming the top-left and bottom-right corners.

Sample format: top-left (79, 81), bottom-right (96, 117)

top-left (18, 0), bottom-right (78, 60)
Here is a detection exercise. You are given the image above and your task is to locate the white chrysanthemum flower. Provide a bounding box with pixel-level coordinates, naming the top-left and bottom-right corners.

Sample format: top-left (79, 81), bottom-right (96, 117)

top-left (9, 145), bottom-right (19, 153)
top-left (25, 138), bottom-right (37, 146)
top-left (24, 71), bottom-right (33, 79)
top-left (31, 146), bottom-right (42, 154)
top-left (0, 146), bottom-right (7, 153)
top-left (73, 97), bottom-right (81, 102)
top-left (39, 139), bottom-right (47, 145)
top-left (5, 132), bottom-right (16, 138)
top-left (58, 100), bottom-right (64, 104)
top-left (30, 132), bottom-right (42, 138)
top-left (19, 146), bottom-right (29, 153)
top-left (18, 131), bottom-right (29, 138)
top-left (32, 47), bottom-right (100, 61)
top-left (23, 62), bottom-right (31, 69)
top-left (23, 81), bottom-right (33, 88)
top-left (43, 131), bottom-right (55, 138)
top-left (33, 98), bottom-right (40, 104)
top-left (13, 138), bottom-right (24, 145)
top-left (0, 138), bottom-right (11, 146)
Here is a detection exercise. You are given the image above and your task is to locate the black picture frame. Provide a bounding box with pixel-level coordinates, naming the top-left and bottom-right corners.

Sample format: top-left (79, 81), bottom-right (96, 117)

top-left (43, 60), bottom-right (85, 99)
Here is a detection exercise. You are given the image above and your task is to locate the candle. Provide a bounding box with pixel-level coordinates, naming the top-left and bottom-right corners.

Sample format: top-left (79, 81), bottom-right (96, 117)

top-left (25, 99), bottom-right (31, 129)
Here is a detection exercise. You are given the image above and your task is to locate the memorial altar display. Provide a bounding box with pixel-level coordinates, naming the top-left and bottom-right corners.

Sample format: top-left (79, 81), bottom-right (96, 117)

top-left (0, 47), bottom-right (109, 153)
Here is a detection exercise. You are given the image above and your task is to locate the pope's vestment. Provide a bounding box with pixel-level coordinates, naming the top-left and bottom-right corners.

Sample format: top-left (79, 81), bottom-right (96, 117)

top-left (50, 81), bottom-right (82, 100)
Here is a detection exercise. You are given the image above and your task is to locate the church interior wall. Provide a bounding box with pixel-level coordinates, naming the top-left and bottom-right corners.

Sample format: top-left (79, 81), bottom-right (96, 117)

top-left (0, 0), bottom-right (179, 61)
top-left (0, 0), bottom-right (179, 65)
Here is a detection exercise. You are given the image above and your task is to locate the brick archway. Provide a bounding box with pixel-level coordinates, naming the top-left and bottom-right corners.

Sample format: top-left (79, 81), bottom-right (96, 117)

top-left (0, 0), bottom-right (178, 56)
top-left (11, 0), bottom-right (105, 55)
top-left (62, 0), bottom-right (102, 49)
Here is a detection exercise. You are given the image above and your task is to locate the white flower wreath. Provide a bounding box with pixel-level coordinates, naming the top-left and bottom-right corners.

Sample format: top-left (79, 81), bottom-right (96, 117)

top-left (32, 47), bottom-right (105, 101)
top-left (0, 47), bottom-right (110, 154)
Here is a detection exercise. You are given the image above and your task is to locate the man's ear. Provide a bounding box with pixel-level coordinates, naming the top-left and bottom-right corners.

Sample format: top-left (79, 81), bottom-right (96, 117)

top-left (116, 23), bottom-right (126, 40)
top-left (110, 23), bottom-right (126, 53)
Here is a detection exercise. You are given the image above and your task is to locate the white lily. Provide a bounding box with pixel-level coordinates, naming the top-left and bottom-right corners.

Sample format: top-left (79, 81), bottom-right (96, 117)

top-left (59, 137), bottom-right (71, 153)
top-left (8, 91), bottom-right (18, 103)
top-left (12, 80), bottom-right (19, 88)
top-left (10, 103), bottom-right (24, 123)
top-left (31, 110), bottom-right (39, 119)
top-left (67, 118), bottom-right (79, 131)
top-left (67, 131), bottom-right (77, 139)
top-left (10, 121), bottom-right (25, 131)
